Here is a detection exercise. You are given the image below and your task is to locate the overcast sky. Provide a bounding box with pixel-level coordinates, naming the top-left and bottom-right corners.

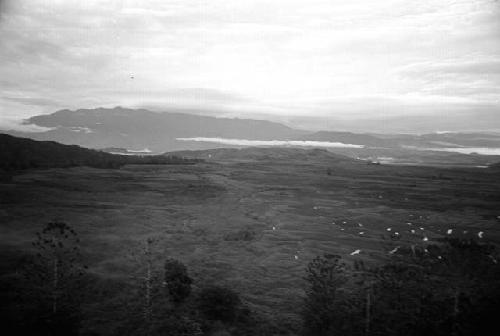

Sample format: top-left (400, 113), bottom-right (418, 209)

top-left (1, 0), bottom-right (499, 132)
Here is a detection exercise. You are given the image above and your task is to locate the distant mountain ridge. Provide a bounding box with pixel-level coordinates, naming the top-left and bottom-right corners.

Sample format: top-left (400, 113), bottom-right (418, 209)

top-left (297, 131), bottom-right (500, 149)
top-left (7, 107), bottom-right (302, 152)
top-left (4, 107), bottom-right (500, 153)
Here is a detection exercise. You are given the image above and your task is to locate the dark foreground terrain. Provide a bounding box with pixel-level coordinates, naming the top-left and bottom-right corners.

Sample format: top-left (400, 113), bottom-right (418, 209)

top-left (1, 147), bottom-right (500, 335)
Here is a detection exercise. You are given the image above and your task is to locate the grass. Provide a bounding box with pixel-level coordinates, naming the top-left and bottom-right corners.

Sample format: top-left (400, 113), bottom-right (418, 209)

top-left (1, 155), bottom-right (500, 334)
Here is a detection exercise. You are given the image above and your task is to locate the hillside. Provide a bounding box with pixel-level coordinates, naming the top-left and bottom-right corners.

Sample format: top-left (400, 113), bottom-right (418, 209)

top-left (0, 133), bottom-right (199, 171)
top-left (167, 147), bottom-right (356, 164)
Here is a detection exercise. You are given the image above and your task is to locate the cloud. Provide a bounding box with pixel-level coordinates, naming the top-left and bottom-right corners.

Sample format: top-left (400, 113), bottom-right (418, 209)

top-left (3, 96), bottom-right (60, 106)
top-left (0, 0), bottom-right (499, 132)
top-left (177, 137), bottom-right (364, 148)
top-left (0, 117), bottom-right (55, 132)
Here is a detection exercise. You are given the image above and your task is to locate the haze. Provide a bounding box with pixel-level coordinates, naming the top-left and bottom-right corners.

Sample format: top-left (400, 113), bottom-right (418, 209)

top-left (1, 0), bottom-right (499, 132)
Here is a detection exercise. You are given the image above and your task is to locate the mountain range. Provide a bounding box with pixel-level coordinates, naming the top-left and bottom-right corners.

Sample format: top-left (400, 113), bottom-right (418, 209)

top-left (3, 107), bottom-right (500, 154)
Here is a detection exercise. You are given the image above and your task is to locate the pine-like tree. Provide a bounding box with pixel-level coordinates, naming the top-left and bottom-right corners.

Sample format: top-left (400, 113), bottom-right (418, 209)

top-left (27, 220), bottom-right (86, 335)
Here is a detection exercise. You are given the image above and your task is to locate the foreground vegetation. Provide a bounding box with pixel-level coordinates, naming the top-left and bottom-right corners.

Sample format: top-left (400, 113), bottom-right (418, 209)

top-left (2, 221), bottom-right (499, 336)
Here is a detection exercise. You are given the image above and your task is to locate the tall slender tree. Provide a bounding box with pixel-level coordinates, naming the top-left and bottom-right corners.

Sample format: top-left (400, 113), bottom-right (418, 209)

top-left (29, 220), bottom-right (86, 335)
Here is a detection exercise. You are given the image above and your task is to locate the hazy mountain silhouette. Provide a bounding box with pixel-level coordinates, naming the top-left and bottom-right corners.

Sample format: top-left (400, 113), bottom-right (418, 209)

top-left (4, 107), bottom-right (500, 152)
top-left (7, 107), bottom-right (303, 152)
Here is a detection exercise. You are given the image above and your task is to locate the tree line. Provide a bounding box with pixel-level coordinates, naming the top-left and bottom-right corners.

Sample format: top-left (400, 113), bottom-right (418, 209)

top-left (302, 240), bottom-right (500, 336)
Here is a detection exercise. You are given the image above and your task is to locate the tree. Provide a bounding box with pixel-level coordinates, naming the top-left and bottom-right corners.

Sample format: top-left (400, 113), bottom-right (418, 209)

top-left (428, 238), bottom-right (500, 336)
top-left (365, 240), bottom-right (500, 336)
top-left (27, 220), bottom-right (86, 335)
top-left (164, 258), bottom-right (192, 305)
top-left (302, 254), bottom-right (354, 336)
top-left (126, 237), bottom-right (164, 336)
top-left (369, 253), bottom-right (445, 336)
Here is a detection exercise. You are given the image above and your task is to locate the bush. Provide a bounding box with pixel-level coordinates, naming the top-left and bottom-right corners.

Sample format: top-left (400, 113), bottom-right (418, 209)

top-left (197, 286), bottom-right (241, 323)
top-left (164, 259), bottom-right (192, 305)
top-left (223, 228), bottom-right (256, 242)
top-left (151, 315), bottom-right (202, 336)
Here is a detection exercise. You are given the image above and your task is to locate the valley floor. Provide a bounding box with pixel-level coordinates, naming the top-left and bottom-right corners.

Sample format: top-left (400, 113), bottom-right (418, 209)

top-left (1, 157), bottom-right (500, 333)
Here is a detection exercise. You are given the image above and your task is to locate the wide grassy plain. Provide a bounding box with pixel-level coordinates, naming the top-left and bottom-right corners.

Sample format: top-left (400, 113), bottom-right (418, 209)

top-left (1, 148), bottom-right (500, 334)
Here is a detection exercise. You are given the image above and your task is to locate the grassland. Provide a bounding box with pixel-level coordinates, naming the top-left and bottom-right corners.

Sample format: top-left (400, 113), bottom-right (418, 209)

top-left (1, 149), bottom-right (500, 334)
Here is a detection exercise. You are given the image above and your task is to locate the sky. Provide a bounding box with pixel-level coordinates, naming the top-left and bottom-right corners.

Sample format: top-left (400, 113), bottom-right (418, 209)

top-left (0, 0), bottom-right (499, 132)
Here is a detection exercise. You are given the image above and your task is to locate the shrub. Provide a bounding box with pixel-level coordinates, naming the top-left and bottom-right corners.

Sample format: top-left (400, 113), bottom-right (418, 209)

top-left (164, 259), bottom-right (192, 305)
top-left (197, 286), bottom-right (241, 323)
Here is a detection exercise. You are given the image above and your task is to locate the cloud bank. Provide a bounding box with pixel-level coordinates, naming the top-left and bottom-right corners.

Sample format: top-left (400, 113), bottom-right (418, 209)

top-left (177, 137), bottom-right (364, 148)
top-left (0, 0), bottom-right (499, 131)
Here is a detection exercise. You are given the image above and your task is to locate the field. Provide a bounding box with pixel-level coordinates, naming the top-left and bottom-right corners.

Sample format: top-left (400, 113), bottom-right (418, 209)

top-left (1, 149), bottom-right (500, 334)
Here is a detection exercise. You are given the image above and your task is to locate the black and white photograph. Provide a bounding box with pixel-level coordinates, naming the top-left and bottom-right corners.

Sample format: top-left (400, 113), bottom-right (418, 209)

top-left (1, 1), bottom-right (500, 335)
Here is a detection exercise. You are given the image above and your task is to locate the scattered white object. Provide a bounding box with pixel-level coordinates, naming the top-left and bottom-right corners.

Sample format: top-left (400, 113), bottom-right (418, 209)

top-left (272, 226), bottom-right (276, 231)
top-left (478, 231), bottom-right (484, 238)
top-left (378, 195), bottom-right (383, 199)
top-left (437, 256), bottom-right (442, 260)
top-left (423, 237), bottom-right (429, 242)
top-left (420, 227), bottom-right (424, 231)
top-left (294, 255), bottom-right (299, 260)
top-left (488, 255), bottom-right (498, 264)
top-left (447, 229), bottom-right (453, 235)
top-left (406, 222), bottom-right (412, 225)
top-left (342, 221), bottom-right (347, 224)
top-left (359, 231), bottom-right (365, 235)
top-left (410, 229), bottom-right (415, 234)
top-left (386, 228), bottom-right (392, 231)
top-left (394, 232), bottom-right (400, 236)
top-left (424, 248), bottom-right (429, 253)
top-left (313, 206), bottom-right (318, 210)
top-left (389, 246), bottom-right (400, 254)
top-left (358, 223), bottom-right (363, 227)
top-left (350, 249), bottom-right (361, 255)
top-left (463, 230), bottom-right (468, 234)
top-left (340, 228), bottom-right (345, 231)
